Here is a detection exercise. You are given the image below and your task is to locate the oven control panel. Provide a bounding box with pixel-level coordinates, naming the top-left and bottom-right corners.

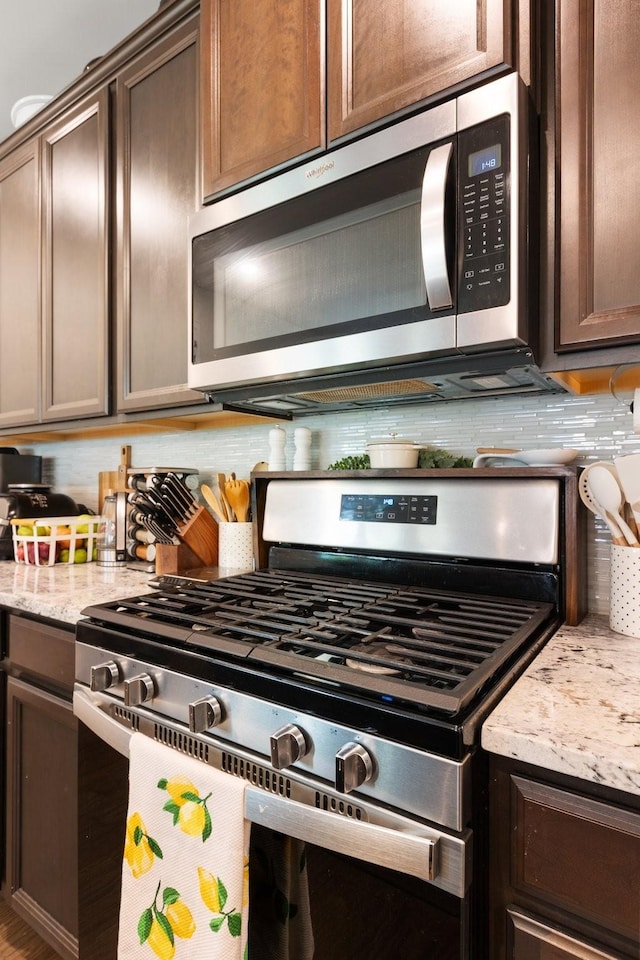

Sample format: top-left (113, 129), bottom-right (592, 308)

top-left (340, 494), bottom-right (437, 524)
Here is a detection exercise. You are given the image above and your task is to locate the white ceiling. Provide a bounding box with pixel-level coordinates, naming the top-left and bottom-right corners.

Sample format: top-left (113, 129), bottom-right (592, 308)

top-left (0, 0), bottom-right (161, 144)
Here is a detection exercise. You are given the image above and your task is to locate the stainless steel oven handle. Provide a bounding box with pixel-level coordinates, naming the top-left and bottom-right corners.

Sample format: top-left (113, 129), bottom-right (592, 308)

top-left (245, 787), bottom-right (439, 884)
top-left (420, 142), bottom-right (453, 311)
top-left (74, 687), bottom-right (445, 888)
top-left (73, 686), bottom-right (132, 756)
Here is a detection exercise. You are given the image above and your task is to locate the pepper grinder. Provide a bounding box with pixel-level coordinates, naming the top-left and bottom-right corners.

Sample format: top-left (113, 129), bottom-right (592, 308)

top-left (268, 426), bottom-right (287, 471)
top-left (293, 427), bottom-right (312, 470)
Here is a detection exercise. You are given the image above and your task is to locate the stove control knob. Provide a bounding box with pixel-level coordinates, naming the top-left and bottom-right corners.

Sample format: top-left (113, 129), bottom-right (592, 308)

top-left (90, 660), bottom-right (120, 692)
top-left (335, 742), bottom-right (373, 794)
top-left (189, 697), bottom-right (223, 734)
top-left (123, 673), bottom-right (155, 707)
top-left (270, 723), bottom-right (309, 770)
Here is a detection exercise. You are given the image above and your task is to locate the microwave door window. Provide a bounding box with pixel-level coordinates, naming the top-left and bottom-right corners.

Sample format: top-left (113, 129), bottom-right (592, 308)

top-left (211, 193), bottom-right (424, 352)
top-left (191, 147), bottom-right (454, 367)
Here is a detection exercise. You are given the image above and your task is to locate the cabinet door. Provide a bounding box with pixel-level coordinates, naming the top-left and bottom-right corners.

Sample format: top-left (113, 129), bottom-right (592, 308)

top-left (327, 0), bottom-right (511, 141)
top-left (201, 0), bottom-right (324, 199)
top-left (510, 776), bottom-right (640, 944)
top-left (41, 91), bottom-right (110, 421)
top-left (556, 0), bottom-right (640, 349)
top-left (508, 910), bottom-right (625, 960)
top-left (116, 17), bottom-right (203, 411)
top-left (5, 675), bottom-right (78, 960)
top-left (0, 140), bottom-right (41, 427)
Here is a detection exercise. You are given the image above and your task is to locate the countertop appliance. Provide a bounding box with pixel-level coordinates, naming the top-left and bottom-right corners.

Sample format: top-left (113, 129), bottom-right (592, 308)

top-left (74, 469), bottom-right (583, 959)
top-left (188, 73), bottom-right (563, 415)
top-left (0, 448), bottom-right (42, 491)
top-left (0, 450), bottom-right (43, 559)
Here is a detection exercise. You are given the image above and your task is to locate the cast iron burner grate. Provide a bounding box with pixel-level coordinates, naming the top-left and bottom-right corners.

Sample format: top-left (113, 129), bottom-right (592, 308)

top-left (85, 570), bottom-right (555, 715)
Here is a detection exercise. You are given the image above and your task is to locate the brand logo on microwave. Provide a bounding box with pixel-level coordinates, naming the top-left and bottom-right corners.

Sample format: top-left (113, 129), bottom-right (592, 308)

top-left (305, 160), bottom-right (336, 179)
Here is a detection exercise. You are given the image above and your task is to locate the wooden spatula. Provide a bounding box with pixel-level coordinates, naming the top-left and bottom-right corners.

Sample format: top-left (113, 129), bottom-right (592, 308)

top-left (217, 473), bottom-right (233, 520)
top-left (200, 484), bottom-right (227, 524)
top-left (224, 479), bottom-right (251, 522)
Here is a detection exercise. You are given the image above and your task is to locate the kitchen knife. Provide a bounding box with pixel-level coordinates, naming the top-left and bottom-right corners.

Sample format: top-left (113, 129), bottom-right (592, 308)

top-left (159, 480), bottom-right (196, 524)
top-left (164, 474), bottom-right (199, 517)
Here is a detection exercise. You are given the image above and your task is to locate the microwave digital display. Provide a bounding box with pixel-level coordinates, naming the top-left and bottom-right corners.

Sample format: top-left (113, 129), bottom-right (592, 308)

top-left (468, 144), bottom-right (502, 177)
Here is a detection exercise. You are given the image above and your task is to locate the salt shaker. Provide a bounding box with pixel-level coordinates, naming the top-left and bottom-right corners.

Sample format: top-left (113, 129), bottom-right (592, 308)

top-left (268, 426), bottom-right (287, 470)
top-left (293, 427), bottom-right (312, 470)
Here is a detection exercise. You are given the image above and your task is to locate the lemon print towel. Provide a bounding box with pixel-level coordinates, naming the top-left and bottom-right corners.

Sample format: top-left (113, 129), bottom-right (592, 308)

top-left (118, 732), bottom-right (249, 960)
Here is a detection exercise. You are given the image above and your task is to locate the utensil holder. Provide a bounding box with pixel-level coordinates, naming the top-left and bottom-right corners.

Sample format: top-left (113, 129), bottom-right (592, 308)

top-left (218, 522), bottom-right (254, 573)
top-left (609, 544), bottom-right (640, 637)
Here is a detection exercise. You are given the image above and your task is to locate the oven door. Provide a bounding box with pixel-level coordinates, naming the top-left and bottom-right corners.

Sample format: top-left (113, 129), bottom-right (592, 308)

top-left (74, 685), bottom-right (474, 960)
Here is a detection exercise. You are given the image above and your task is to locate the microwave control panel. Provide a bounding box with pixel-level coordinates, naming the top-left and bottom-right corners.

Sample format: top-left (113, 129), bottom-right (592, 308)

top-left (457, 114), bottom-right (511, 313)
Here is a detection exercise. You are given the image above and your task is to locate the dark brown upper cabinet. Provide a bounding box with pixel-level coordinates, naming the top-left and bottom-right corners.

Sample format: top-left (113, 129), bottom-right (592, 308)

top-left (0, 139), bottom-right (41, 428)
top-left (0, 91), bottom-right (109, 430)
top-left (200, 0), bottom-right (324, 200)
top-left (327, 0), bottom-right (511, 141)
top-left (116, 16), bottom-right (203, 412)
top-left (201, 0), bottom-right (518, 201)
top-left (41, 91), bottom-right (110, 421)
top-left (555, 0), bottom-right (640, 351)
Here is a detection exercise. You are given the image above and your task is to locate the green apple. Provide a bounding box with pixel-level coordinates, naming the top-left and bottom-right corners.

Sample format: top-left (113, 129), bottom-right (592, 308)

top-left (17, 524), bottom-right (33, 537)
top-left (75, 514), bottom-right (94, 535)
top-left (73, 548), bottom-right (88, 564)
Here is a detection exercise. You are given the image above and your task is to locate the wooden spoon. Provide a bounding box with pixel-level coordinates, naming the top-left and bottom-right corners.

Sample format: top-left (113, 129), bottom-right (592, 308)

top-left (200, 484), bottom-right (227, 523)
top-left (224, 479), bottom-right (251, 522)
top-left (217, 472), bottom-right (233, 520)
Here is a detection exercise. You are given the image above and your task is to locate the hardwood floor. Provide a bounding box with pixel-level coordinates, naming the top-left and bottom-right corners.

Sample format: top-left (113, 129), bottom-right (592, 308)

top-left (0, 902), bottom-right (61, 959)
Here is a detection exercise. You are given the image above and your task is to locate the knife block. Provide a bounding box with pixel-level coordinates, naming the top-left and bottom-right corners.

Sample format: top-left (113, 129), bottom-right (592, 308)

top-left (176, 506), bottom-right (219, 566)
top-left (155, 542), bottom-right (203, 575)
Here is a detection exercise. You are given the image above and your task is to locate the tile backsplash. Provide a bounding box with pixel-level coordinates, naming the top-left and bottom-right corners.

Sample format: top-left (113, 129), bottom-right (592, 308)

top-left (24, 388), bottom-right (640, 617)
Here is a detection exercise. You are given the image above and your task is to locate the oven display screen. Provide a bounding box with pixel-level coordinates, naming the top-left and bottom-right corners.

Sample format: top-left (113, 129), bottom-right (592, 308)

top-left (340, 494), bottom-right (437, 524)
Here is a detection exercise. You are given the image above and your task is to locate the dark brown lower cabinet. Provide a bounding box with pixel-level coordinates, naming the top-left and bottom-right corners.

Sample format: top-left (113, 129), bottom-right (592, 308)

top-left (490, 757), bottom-right (640, 960)
top-left (507, 909), bottom-right (625, 959)
top-left (3, 615), bottom-right (78, 960)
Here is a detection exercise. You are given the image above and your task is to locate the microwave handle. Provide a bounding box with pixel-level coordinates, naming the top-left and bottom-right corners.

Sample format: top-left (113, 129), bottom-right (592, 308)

top-left (420, 142), bottom-right (454, 310)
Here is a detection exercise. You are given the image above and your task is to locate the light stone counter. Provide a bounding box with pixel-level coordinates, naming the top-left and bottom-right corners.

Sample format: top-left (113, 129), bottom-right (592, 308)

top-left (482, 615), bottom-right (640, 797)
top-left (0, 559), bottom-right (154, 625)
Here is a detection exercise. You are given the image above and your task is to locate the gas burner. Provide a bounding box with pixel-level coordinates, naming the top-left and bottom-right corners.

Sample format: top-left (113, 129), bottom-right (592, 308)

top-left (345, 643), bottom-right (407, 676)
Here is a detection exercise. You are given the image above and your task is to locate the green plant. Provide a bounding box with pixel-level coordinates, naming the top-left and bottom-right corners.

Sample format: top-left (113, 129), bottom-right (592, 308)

top-left (418, 447), bottom-right (473, 469)
top-left (327, 454), bottom-right (371, 470)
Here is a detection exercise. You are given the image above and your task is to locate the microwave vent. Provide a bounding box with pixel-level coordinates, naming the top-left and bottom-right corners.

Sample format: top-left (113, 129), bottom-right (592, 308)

top-left (296, 379), bottom-right (439, 404)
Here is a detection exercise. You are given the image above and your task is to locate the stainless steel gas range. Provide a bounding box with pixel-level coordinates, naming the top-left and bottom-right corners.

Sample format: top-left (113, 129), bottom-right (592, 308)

top-left (74, 470), bottom-right (584, 960)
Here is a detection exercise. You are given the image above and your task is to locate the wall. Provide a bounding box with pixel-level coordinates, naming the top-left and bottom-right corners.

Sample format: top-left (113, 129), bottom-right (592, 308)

top-left (25, 388), bottom-right (640, 617)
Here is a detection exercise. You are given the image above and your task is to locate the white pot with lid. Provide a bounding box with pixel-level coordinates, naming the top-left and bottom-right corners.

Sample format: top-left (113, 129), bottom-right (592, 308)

top-left (366, 435), bottom-right (420, 468)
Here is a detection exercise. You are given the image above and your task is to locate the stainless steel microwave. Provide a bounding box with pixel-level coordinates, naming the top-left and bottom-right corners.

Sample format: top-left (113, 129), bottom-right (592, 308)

top-left (188, 73), bottom-right (562, 414)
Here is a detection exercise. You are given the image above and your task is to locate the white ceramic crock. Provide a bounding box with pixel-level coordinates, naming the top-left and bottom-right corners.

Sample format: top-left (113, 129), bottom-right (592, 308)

top-left (366, 437), bottom-right (420, 468)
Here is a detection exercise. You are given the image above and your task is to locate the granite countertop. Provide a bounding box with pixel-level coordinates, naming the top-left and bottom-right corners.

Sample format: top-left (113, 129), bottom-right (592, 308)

top-left (0, 558), bottom-right (154, 624)
top-left (0, 559), bottom-right (637, 798)
top-left (482, 615), bottom-right (640, 797)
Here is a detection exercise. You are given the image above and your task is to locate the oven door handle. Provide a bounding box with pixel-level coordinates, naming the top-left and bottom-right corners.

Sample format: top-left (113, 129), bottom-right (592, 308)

top-left (245, 787), bottom-right (439, 885)
top-left (73, 687), bottom-right (457, 892)
top-left (73, 686), bottom-right (132, 756)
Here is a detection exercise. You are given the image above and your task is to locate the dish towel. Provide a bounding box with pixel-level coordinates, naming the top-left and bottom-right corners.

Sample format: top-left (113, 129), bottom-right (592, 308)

top-left (118, 733), bottom-right (250, 960)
